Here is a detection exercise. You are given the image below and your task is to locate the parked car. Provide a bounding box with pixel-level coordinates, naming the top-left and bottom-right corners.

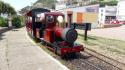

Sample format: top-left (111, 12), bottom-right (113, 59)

top-left (110, 20), bottom-right (120, 24)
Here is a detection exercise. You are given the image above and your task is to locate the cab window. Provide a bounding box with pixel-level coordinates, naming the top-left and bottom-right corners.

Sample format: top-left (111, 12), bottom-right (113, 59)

top-left (57, 16), bottom-right (65, 27)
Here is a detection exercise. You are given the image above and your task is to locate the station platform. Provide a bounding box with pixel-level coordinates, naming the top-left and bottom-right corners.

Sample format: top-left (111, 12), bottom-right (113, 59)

top-left (0, 27), bottom-right (69, 70)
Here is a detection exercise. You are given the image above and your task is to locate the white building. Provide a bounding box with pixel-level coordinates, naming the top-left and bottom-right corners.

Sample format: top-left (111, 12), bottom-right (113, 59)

top-left (56, 0), bottom-right (119, 28)
top-left (57, 4), bottom-right (99, 28)
top-left (55, 0), bottom-right (97, 10)
top-left (98, 6), bottom-right (117, 26)
top-left (116, 0), bottom-right (125, 22)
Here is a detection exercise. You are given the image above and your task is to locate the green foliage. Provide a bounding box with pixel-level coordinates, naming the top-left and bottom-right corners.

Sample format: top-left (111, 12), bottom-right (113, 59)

top-left (99, 1), bottom-right (106, 7)
top-left (72, 0), bottom-right (78, 4)
top-left (89, 1), bottom-right (99, 5)
top-left (87, 0), bottom-right (118, 7)
top-left (99, 0), bottom-right (118, 7)
top-left (99, 0), bottom-right (104, 1)
top-left (19, 16), bottom-right (25, 26)
top-left (107, 0), bottom-right (118, 6)
top-left (0, 17), bottom-right (8, 27)
top-left (12, 16), bottom-right (21, 28)
top-left (0, 1), bottom-right (16, 15)
top-left (35, 0), bottom-right (55, 9)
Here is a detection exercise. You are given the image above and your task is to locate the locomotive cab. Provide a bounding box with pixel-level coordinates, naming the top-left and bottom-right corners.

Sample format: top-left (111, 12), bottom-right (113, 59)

top-left (35, 12), bottom-right (66, 39)
top-left (43, 12), bottom-right (77, 44)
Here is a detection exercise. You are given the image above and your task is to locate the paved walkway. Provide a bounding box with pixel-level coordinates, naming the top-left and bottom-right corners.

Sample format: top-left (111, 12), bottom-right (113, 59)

top-left (0, 27), bottom-right (8, 33)
top-left (77, 25), bottom-right (125, 41)
top-left (0, 27), bottom-right (4, 29)
top-left (0, 27), bottom-right (8, 30)
top-left (0, 27), bottom-right (69, 70)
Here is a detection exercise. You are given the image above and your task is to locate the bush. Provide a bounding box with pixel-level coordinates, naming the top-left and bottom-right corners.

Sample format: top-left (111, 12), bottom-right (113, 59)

top-left (99, 1), bottom-right (118, 7)
top-left (107, 1), bottom-right (118, 6)
top-left (12, 16), bottom-right (22, 28)
top-left (19, 16), bottom-right (25, 26)
top-left (0, 17), bottom-right (8, 27)
top-left (89, 1), bottom-right (99, 5)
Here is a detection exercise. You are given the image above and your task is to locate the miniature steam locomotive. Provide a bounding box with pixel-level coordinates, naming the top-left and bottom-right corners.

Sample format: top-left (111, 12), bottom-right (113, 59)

top-left (25, 8), bottom-right (83, 57)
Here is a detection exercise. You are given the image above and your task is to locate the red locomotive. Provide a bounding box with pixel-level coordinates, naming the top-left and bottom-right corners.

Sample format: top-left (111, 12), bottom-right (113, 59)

top-left (25, 8), bottom-right (83, 57)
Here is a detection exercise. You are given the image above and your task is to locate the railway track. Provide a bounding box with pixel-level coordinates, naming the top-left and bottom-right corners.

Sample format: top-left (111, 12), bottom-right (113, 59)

top-left (83, 47), bottom-right (125, 70)
top-left (64, 51), bottom-right (121, 70)
top-left (62, 47), bottom-right (125, 70)
top-left (38, 41), bottom-right (125, 70)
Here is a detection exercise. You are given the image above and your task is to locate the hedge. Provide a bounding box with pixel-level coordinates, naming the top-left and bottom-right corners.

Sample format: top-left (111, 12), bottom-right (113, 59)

top-left (99, 1), bottom-right (118, 7)
top-left (0, 17), bottom-right (8, 27)
top-left (12, 16), bottom-right (22, 28)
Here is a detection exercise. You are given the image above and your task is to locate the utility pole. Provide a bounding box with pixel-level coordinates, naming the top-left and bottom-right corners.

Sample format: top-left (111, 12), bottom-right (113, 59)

top-left (53, 0), bottom-right (56, 10)
top-left (8, 13), bottom-right (12, 28)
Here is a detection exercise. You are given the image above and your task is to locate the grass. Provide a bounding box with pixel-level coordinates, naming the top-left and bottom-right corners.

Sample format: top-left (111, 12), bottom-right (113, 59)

top-left (78, 33), bottom-right (125, 55)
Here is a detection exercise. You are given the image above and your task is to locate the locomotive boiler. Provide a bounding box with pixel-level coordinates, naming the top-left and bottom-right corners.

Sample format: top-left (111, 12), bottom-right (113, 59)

top-left (25, 8), bottom-right (83, 57)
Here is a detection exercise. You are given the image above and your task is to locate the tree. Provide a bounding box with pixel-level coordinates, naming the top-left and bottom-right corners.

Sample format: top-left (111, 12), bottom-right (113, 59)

top-left (72, 0), bottom-right (78, 4)
top-left (8, 6), bottom-right (16, 15)
top-left (12, 16), bottom-right (22, 28)
top-left (0, 1), bottom-right (4, 14)
top-left (99, 0), bottom-right (118, 7)
top-left (0, 1), bottom-right (16, 27)
top-left (0, 1), bottom-right (16, 15)
top-left (34, 0), bottom-right (56, 9)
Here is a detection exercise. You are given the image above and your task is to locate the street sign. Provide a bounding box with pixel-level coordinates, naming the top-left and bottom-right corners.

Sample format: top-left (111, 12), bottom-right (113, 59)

top-left (70, 23), bottom-right (91, 30)
top-left (70, 23), bottom-right (91, 41)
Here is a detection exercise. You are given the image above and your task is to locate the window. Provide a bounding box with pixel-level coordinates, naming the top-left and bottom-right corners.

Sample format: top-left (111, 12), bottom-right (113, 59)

top-left (101, 13), bottom-right (103, 16)
top-left (46, 15), bottom-right (54, 23)
top-left (57, 16), bottom-right (65, 27)
top-left (35, 12), bottom-right (45, 22)
top-left (101, 9), bottom-right (103, 12)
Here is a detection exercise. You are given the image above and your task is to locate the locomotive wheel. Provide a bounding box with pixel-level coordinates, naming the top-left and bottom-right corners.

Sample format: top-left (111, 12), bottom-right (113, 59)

top-left (53, 42), bottom-right (58, 54)
top-left (54, 47), bottom-right (58, 54)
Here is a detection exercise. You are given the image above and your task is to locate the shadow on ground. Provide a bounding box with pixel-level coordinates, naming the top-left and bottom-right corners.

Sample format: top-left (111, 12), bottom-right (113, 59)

top-left (0, 27), bottom-right (13, 41)
top-left (0, 26), bottom-right (24, 41)
top-left (78, 34), bottom-right (97, 40)
top-left (63, 53), bottom-right (92, 61)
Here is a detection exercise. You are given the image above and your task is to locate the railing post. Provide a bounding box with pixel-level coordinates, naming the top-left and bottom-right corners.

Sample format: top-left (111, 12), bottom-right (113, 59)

top-left (84, 23), bottom-right (89, 41)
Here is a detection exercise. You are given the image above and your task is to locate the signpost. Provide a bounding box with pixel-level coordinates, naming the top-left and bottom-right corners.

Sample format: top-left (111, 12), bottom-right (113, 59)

top-left (70, 23), bottom-right (91, 40)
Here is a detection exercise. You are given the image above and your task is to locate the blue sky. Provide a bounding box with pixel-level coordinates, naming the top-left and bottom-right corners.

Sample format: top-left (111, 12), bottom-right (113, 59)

top-left (1, 0), bottom-right (37, 11)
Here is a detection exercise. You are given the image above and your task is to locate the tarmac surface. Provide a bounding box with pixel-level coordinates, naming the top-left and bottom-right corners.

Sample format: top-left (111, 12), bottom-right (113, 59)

top-left (77, 25), bottom-right (125, 41)
top-left (0, 27), bottom-right (69, 70)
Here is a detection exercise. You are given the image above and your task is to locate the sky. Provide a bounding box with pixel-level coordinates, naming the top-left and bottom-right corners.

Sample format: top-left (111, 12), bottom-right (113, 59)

top-left (1, 0), bottom-right (37, 11)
